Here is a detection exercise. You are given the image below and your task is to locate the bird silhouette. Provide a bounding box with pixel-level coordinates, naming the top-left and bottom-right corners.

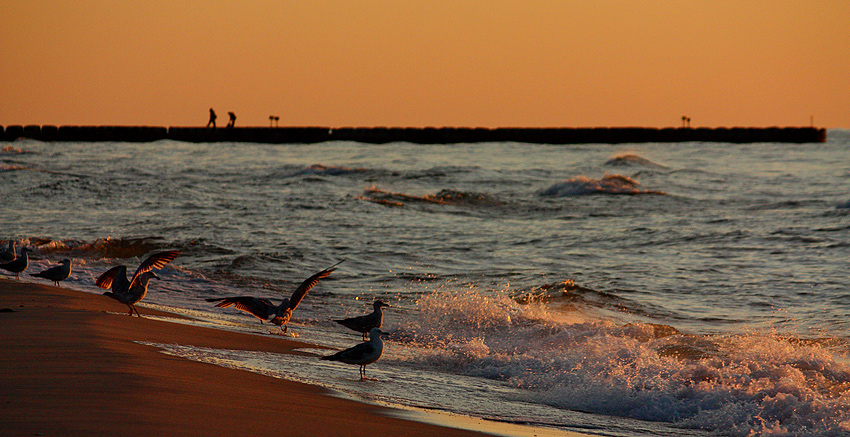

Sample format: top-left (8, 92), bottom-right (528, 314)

top-left (96, 250), bottom-right (180, 316)
top-left (31, 258), bottom-right (72, 287)
top-left (322, 327), bottom-right (388, 379)
top-left (0, 240), bottom-right (16, 263)
top-left (335, 300), bottom-right (391, 340)
top-left (206, 260), bottom-right (342, 334)
top-left (0, 247), bottom-right (31, 279)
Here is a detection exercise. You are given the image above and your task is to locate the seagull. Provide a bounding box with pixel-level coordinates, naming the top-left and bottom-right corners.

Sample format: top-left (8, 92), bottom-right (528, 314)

top-left (335, 300), bottom-right (391, 340)
top-left (0, 240), bottom-right (16, 263)
top-left (96, 250), bottom-right (180, 317)
top-left (321, 327), bottom-right (388, 379)
top-left (0, 247), bottom-right (31, 279)
top-left (31, 258), bottom-right (72, 287)
top-left (206, 260), bottom-right (342, 334)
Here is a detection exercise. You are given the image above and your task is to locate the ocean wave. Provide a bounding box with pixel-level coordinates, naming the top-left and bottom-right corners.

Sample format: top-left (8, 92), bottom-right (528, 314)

top-left (394, 288), bottom-right (850, 435)
top-left (0, 145), bottom-right (37, 155)
top-left (359, 186), bottom-right (503, 208)
top-left (0, 164), bottom-right (28, 172)
top-left (539, 174), bottom-right (665, 197)
top-left (19, 235), bottom-right (174, 260)
top-left (291, 164), bottom-right (370, 177)
top-left (605, 153), bottom-right (668, 169)
top-left (260, 164), bottom-right (375, 180)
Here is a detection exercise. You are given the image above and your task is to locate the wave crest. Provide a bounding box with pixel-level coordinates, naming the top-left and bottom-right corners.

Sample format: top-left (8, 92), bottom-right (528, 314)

top-left (359, 186), bottom-right (503, 207)
top-left (23, 236), bottom-right (170, 259)
top-left (539, 174), bottom-right (665, 197)
top-left (605, 153), bottom-right (668, 169)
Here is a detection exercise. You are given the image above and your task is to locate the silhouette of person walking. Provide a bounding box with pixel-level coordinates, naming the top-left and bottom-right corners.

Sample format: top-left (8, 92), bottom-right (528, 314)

top-left (226, 112), bottom-right (236, 128)
top-left (207, 108), bottom-right (217, 128)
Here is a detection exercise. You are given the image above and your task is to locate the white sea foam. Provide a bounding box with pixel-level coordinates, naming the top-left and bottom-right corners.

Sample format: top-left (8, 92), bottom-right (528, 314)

top-left (394, 288), bottom-right (850, 435)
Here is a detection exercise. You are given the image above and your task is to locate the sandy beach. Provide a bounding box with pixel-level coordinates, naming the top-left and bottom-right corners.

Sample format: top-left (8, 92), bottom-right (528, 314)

top-left (0, 278), bottom-right (581, 437)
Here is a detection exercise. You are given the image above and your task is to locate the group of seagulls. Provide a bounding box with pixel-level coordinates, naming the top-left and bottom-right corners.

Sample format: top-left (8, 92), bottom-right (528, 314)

top-left (205, 259), bottom-right (391, 379)
top-left (1, 241), bottom-right (391, 379)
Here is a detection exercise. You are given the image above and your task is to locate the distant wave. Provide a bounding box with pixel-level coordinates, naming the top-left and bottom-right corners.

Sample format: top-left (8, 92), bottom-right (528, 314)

top-left (359, 186), bottom-right (503, 207)
top-left (837, 199), bottom-right (850, 209)
top-left (0, 164), bottom-right (28, 172)
top-left (264, 164), bottom-right (374, 179)
top-left (604, 153), bottom-right (667, 169)
top-left (291, 164), bottom-right (370, 177)
top-left (539, 174), bottom-right (665, 197)
top-left (0, 145), bottom-right (37, 156)
top-left (20, 235), bottom-right (175, 260)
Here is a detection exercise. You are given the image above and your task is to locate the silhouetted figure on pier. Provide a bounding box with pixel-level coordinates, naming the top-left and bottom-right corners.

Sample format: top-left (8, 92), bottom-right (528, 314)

top-left (227, 112), bottom-right (236, 128)
top-left (207, 108), bottom-right (217, 128)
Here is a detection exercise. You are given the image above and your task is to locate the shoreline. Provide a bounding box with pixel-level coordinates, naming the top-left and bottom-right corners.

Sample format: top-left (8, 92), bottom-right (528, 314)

top-left (2, 124), bottom-right (827, 144)
top-left (0, 278), bottom-right (586, 436)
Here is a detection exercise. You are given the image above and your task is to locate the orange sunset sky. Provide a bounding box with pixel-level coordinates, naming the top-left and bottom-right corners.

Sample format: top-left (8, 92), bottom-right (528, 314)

top-left (2, 1), bottom-right (848, 128)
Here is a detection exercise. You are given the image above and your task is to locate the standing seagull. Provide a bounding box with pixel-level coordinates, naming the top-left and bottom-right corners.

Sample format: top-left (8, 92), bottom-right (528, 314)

top-left (206, 261), bottom-right (343, 334)
top-left (0, 247), bottom-right (31, 279)
top-left (0, 240), bottom-right (16, 263)
top-left (96, 250), bottom-right (181, 317)
top-left (335, 300), bottom-right (391, 340)
top-left (31, 258), bottom-right (72, 287)
top-left (322, 328), bottom-right (388, 379)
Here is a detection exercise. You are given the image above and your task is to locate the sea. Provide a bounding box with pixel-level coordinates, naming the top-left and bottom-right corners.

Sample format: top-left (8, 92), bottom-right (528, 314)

top-left (2, 130), bottom-right (850, 436)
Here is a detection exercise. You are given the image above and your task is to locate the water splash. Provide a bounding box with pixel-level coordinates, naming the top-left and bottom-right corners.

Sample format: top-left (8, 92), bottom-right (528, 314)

top-left (393, 288), bottom-right (850, 435)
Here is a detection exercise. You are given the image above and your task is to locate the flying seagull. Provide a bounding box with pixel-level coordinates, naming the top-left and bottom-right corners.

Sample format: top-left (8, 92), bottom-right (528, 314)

top-left (96, 250), bottom-right (181, 316)
top-left (0, 240), bottom-right (16, 263)
top-left (335, 300), bottom-right (391, 340)
top-left (206, 260), bottom-right (343, 334)
top-left (0, 247), bottom-right (31, 279)
top-left (31, 258), bottom-right (72, 287)
top-left (322, 327), bottom-right (388, 379)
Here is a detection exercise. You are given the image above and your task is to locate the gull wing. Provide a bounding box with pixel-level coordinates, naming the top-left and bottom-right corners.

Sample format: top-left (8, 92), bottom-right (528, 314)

top-left (335, 310), bottom-right (382, 333)
top-left (96, 265), bottom-right (130, 291)
top-left (286, 260), bottom-right (344, 310)
top-left (206, 296), bottom-right (275, 320)
top-left (129, 250), bottom-right (181, 287)
top-left (33, 264), bottom-right (63, 279)
top-left (325, 341), bottom-right (376, 363)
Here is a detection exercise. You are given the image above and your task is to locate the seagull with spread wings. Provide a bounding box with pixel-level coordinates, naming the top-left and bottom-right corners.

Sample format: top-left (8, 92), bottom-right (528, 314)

top-left (206, 260), bottom-right (342, 334)
top-left (96, 250), bottom-right (181, 316)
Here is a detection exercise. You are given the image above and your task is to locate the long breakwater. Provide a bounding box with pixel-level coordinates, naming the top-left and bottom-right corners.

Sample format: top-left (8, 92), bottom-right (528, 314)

top-left (1, 125), bottom-right (826, 144)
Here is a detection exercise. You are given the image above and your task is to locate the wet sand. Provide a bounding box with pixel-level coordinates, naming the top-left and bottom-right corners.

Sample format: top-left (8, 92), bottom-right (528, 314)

top-left (0, 278), bottom-right (584, 436)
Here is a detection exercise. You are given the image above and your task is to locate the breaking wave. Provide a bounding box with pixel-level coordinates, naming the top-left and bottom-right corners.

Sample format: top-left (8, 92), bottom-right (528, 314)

top-left (393, 287), bottom-right (850, 435)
